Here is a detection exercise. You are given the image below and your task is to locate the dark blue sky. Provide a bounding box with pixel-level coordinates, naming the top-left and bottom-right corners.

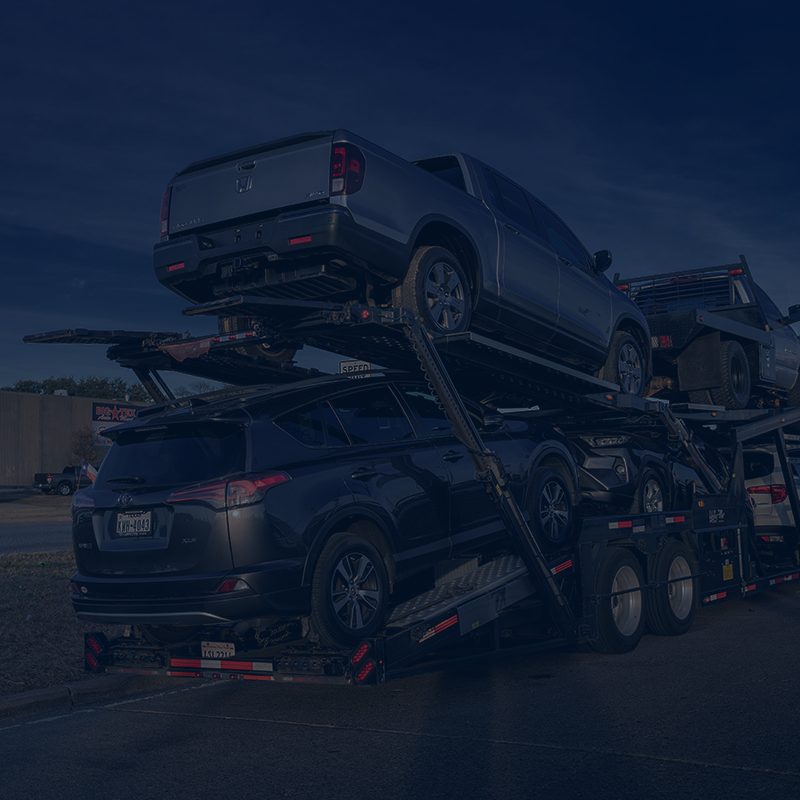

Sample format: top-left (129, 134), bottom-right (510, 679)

top-left (3, 1), bottom-right (799, 385)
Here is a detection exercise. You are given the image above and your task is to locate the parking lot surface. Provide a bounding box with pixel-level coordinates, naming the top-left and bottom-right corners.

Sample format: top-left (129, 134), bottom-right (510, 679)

top-left (0, 520), bottom-right (71, 554)
top-left (2, 586), bottom-right (799, 800)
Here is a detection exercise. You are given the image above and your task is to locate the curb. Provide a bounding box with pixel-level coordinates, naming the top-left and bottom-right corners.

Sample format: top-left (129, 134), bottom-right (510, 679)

top-left (0, 674), bottom-right (183, 721)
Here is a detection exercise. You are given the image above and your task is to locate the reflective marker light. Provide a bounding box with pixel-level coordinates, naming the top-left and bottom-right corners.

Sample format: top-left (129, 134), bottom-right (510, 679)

top-left (167, 261), bottom-right (186, 273)
top-left (216, 578), bottom-right (250, 594)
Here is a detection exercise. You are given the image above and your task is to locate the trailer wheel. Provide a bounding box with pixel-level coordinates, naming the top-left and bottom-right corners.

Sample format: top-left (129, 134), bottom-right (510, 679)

top-left (632, 468), bottom-right (668, 514)
top-left (311, 533), bottom-right (390, 648)
top-left (528, 467), bottom-right (575, 548)
top-left (600, 331), bottom-right (646, 395)
top-left (591, 547), bottom-right (645, 653)
top-left (710, 339), bottom-right (751, 409)
top-left (646, 539), bottom-right (696, 636)
top-left (57, 481), bottom-right (73, 496)
top-left (400, 246), bottom-right (472, 334)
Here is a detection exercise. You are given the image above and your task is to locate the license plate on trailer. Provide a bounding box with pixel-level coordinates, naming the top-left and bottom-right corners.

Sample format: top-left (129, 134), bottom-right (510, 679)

top-left (201, 641), bottom-right (236, 659)
top-left (115, 511), bottom-right (152, 537)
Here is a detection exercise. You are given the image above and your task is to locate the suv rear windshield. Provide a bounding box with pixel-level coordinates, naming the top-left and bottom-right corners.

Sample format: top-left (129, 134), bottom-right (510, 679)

top-left (97, 422), bottom-right (246, 488)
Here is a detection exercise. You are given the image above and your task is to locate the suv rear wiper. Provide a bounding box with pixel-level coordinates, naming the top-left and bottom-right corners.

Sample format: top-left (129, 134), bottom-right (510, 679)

top-left (106, 475), bottom-right (146, 484)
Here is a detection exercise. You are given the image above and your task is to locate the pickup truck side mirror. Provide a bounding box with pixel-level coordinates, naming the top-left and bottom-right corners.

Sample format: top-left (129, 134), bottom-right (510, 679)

top-left (781, 303), bottom-right (800, 325)
top-left (594, 250), bottom-right (613, 273)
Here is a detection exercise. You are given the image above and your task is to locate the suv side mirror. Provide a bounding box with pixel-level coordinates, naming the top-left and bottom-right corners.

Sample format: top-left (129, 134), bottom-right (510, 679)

top-left (594, 250), bottom-right (613, 273)
top-left (781, 303), bottom-right (800, 325)
top-left (482, 413), bottom-right (504, 431)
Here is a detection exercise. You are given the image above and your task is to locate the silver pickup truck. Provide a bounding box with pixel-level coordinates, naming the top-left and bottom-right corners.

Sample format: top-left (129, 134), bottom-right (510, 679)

top-left (154, 130), bottom-right (650, 393)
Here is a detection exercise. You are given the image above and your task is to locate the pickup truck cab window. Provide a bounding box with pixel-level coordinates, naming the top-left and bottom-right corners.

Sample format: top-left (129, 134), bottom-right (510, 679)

top-left (329, 386), bottom-right (415, 445)
top-left (486, 171), bottom-right (543, 239)
top-left (532, 199), bottom-right (594, 273)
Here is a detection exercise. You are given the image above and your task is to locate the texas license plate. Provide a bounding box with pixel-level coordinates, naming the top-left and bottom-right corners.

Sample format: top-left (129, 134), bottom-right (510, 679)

top-left (115, 511), bottom-right (152, 537)
top-left (201, 641), bottom-right (236, 659)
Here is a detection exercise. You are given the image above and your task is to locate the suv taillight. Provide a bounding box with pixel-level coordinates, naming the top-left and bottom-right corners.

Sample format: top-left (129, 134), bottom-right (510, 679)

top-left (167, 472), bottom-right (291, 510)
top-left (330, 143), bottom-right (365, 196)
top-left (747, 484), bottom-right (787, 504)
top-left (159, 186), bottom-right (172, 240)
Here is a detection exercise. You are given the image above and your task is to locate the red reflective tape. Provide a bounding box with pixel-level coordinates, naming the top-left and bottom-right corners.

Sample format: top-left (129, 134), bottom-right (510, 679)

top-left (242, 674), bottom-right (275, 682)
top-left (551, 559), bottom-right (574, 575)
top-left (666, 515), bottom-right (686, 524)
top-left (609, 520), bottom-right (633, 530)
top-left (170, 658), bottom-right (201, 669)
top-left (167, 261), bottom-right (185, 272)
top-left (419, 613), bottom-right (459, 643)
top-left (167, 670), bottom-right (201, 678)
top-left (289, 235), bottom-right (312, 246)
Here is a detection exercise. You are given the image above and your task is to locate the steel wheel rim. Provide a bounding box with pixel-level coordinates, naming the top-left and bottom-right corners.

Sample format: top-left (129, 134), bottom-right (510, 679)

top-left (425, 261), bottom-right (466, 331)
top-left (330, 552), bottom-right (381, 631)
top-left (539, 479), bottom-right (570, 543)
top-left (618, 342), bottom-right (643, 394)
top-left (610, 564), bottom-right (642, 636)
top-left (643, 477), bottom-right (664, 513)
top-left (667, 554), bottom-right (693, 620)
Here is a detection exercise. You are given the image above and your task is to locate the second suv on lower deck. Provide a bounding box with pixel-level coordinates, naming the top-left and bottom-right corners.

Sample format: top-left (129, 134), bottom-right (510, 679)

top-left (71, 374), bottom-right (578, 647)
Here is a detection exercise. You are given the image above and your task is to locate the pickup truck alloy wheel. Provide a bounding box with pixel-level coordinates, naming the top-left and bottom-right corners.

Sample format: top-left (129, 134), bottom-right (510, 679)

top-left (591, 547), bottom-right (645, 653)
top-left (311, 533), bottom-right (390, 647)
top-left (601, 331), bottom-right (646, 396)
top-left (401, 246), bottom-right (472, 335)
top-left (57, 481), bottom-right (73, 496)
top-left (646, 539), bottom-right (697, 635)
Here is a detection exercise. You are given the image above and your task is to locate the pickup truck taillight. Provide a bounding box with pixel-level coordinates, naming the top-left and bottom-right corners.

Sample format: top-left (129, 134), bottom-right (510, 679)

top-left (330, 143), bottom-right (365, 196)
top-left (159, 186), bottom-right (172, 240)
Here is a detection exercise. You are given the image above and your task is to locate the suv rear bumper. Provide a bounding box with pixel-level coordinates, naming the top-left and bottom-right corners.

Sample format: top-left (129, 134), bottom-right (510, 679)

top-left (71, 559), bottom-right (308, 625)
top-left (153, 204), bottom-right (407, 303)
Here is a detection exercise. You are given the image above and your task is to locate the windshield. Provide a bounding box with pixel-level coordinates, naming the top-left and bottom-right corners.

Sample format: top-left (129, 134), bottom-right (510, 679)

top-left (96, 422), bottom-right (246, 488)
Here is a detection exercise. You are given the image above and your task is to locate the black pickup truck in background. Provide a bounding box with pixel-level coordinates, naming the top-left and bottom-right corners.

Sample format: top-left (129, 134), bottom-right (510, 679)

top-left (33, 465), bottom-right (85, 496)
top-left (616, 256), bottom-right (800, 409)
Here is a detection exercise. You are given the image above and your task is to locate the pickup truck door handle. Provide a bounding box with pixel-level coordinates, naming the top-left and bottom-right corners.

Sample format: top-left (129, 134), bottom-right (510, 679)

top-left (351, 467), bottom-right (378, 480)
top-left (504, 223), bottom-right (520, 235)
top-left (442, 450), bottom-right (464, 463)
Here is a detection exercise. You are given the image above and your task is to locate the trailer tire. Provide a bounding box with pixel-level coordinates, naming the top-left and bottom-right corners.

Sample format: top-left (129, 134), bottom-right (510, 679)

top-left (710, 339), bottom-right (751, 409)
top-left (591, 547), bottom-right (645, 653)
top-left (646, 539), bottom-right (696, 636)
top-left (400, 246), bottom-right (472, 334)
top-left (311, 533), bottom-right (390, 648)
top-left (600, 331), bottom-right (646, 395)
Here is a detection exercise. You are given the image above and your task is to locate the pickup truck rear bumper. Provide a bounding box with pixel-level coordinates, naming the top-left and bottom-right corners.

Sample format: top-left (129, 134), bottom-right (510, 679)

top-left (154, 204), bottom-right (407, 303)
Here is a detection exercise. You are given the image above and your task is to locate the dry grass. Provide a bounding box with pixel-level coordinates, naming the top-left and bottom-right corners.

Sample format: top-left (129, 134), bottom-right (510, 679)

top-left (0, 494), bottom-right (72, 524)
top-left (0, 551), bottom-right (120, 695)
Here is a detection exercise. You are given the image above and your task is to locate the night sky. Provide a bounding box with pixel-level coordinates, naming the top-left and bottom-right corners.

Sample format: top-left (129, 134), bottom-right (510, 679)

top-left (3, 1), bottom-right (799, 387)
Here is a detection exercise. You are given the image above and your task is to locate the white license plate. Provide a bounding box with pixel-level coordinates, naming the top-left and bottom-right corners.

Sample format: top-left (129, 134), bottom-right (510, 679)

top-left (115, 511), bottom-right (152, 537)
top-left (201, 641), bottom-right (236, 659)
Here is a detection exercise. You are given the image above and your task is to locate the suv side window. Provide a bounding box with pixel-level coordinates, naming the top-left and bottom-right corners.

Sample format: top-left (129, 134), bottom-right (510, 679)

top-left (486, 171), bottom-right (543, 237)
top-left (397, 385), bottom-right (452, 438)
top-left (275, 402), bottom-right (349, 448)
top-left (532, 198), bottom-right (594, 273)
top-left (329, 386), bottom-right (414, 445)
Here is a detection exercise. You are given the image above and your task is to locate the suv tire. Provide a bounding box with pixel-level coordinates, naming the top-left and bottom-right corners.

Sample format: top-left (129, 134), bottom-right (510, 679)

top-left (311, 533), bottom-right (390, 648)
top-left (601, 331), bottom-right (647, 395)
top-left (528, 466), bottom-right (575, 548)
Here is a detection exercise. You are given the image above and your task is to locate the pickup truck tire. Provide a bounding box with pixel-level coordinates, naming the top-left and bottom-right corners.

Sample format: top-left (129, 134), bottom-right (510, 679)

top-left (709, 339), bottom-right (751, 409)
top-left (591, 547), bottom-right (645, 653)
top-left (400, 246), bottom-right (472, 334)
top-left (57, 481), bottom-right (73, 496)
top-left (645, 539), bottom-right (696, 636)
top-left (311, 533), bottom-right (390, 648)
top-left (600, 331), bottom-right (646, 395)
top-left (218, 316), bottom-right (297, 364)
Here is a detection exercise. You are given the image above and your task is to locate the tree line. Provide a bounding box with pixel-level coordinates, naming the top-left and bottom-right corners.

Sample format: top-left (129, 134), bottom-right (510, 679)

top-left (2, 375), bottom-right (218, 402)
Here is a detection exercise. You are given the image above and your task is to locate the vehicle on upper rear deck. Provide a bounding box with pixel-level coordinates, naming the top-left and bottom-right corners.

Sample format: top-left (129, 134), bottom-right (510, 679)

top-left (70, 374), bottom-right (578, 648)
top-left (617, 257), bottom-right (800, 408)
top-left (154, 130), bottom-right (651, 394)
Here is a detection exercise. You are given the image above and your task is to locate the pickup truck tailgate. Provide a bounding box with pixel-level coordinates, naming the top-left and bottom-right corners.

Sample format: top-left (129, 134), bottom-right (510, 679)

top-left (169, 133), bottom-right (334, 235)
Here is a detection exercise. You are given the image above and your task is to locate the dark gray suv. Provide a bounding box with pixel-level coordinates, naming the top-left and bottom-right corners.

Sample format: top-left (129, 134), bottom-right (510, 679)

top-left (154, 131), bottom-right (651, 393)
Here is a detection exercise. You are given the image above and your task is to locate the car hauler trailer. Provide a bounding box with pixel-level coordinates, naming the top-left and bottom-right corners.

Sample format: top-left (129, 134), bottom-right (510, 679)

top-left (26, 299), bottom-right (800, 685)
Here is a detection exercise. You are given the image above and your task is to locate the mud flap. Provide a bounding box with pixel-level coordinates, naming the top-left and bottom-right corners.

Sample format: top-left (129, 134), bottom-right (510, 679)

top-left (677, 331), bottom-right (722, 391)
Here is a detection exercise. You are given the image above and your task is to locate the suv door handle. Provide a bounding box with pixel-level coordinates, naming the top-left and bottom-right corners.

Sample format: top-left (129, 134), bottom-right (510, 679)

top-left (351, 467), bottom-right (378, 480)
top-left (504, 223), bottom-right (520, 235)
top-left (442, 450), bottom-right (464, 463)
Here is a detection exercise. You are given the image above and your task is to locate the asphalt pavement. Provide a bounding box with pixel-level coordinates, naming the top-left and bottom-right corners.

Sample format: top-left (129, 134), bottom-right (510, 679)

top-left (0, 520), bottom-right (71, 554)
top-left (2, 586), bottom-right (799, 800)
